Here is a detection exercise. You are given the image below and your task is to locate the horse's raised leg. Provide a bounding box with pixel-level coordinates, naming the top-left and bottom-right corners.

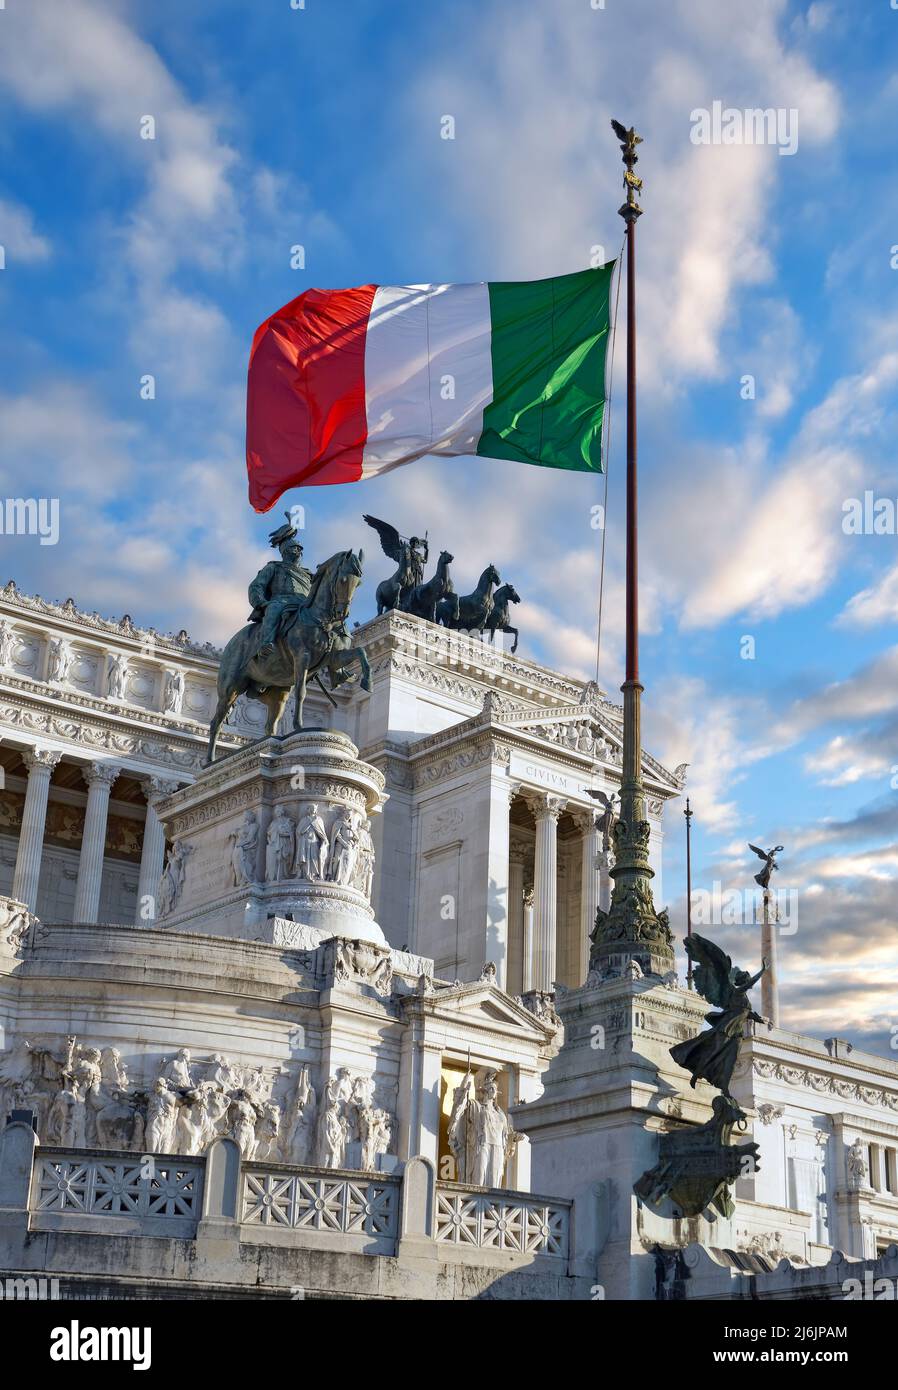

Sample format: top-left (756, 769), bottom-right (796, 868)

top-left (356, 646), bottom-right (371, 692)
top-left (508, 625), bottom-right (519, 655)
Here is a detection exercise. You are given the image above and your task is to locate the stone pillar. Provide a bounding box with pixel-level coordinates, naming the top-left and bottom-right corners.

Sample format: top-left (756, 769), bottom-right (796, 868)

top-left (761, 889), bottom-right (779, 1026)
top-left (73, 762), bottom-right (120, 923)
top-left (507, 852), bottom-right (526, 996)
top-left (577, 810), bottom-right (603, 986)
top-left (522, 887), bottom-right (534, 992)
top-left (136, 776), bottom-right (179, 925)
top-left (12, 747), bottom-right (62, 910)
top-left (526, 794), bottom-right (565, 992)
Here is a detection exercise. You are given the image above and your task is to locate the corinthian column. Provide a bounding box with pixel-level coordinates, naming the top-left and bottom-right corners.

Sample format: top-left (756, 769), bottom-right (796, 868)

top-left (73, 762), bottom-right (121, 923)
top-left (507, 850), bottom-right (525, 995)
top-left (575, 810), bottom-right (603, 985)
top-left (525, 793), bottom-right (566, 992)
top-left (136, 776), bottom-right (180, 924)
top-left (13, 747), bottom-right (63, 910)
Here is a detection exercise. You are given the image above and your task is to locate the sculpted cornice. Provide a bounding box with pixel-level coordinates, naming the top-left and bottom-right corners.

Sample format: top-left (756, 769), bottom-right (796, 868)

top-left (357, 611), bottom-right (601, 706)
top-left (0, 685), bottom-right (239, 774)
top-left (750, 1057), bottom-right (898, 1111)
top-left (0, 583), bottom-right (221, 662)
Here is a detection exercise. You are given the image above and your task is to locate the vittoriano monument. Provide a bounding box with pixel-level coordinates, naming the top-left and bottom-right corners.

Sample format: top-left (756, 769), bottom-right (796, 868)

top-left (635, 935), bottom-right (766, 1219)
top-left (206, 514), bottom-right (369, 761)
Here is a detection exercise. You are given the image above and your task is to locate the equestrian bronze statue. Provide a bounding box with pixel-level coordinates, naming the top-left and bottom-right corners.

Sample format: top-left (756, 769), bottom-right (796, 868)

top-left (206, 516), bottom-right (369, 762)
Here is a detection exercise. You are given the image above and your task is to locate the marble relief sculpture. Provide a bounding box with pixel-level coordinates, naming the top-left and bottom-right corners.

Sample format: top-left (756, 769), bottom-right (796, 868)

top-left (230, 810), bottom-right (260, 888)
top-left (145, 1078), bottom-right (179, 1152)
top-left (285, 1066), bottom-right (318, 1165)
top-left (329, 807), bottom-right (359, 886)
top-left (318, 1068), bottom-right (353, 1168)
top-left (265, 806), bottom-right (295, 882)
top-left (107, 652), bottom-right (129, 701)
top-left (847, 1137), bottom-right (869, 1190)
top-left (0, 619), bottom-right (16, 667)
top-left (47, 636), bottom-right (71, 683)
top-left (294, 803), bottom-right (328, 880)
top-left (1, 1032), bottom-right (395, 1174)
top-left (447, 1067), bottom-right (518, 1188)
top-left (158, 840), bottom-right (192, 917)
top-left (163, 668), bottom-right (185, 715)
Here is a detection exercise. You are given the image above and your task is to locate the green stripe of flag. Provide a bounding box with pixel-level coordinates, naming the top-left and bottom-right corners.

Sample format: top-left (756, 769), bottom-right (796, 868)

top-left (476, 263), bottom-right (614, 473)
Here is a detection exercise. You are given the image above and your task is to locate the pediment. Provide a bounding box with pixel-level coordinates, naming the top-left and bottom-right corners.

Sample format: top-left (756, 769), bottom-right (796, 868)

top-left (428, 980), bottom-right (557, 1038)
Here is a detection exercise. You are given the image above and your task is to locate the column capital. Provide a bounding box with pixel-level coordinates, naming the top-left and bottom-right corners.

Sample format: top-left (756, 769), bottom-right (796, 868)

top-left (140, 774), bottom-right (182, 805)
top-left (22, 747), bottom-right (62, 775)
top-left (523, 790), bottom-right (566, 823)
top-left (570, 807), bottom-right (600, 836)
top-left (82, 761), bottom-right (121, 790)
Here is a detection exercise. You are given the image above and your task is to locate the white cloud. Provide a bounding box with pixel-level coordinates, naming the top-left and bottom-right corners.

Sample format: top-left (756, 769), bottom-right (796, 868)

top-left (839, 564), bottom-right (898, 628)
top-left (0, 198), bottom-right (51, 264)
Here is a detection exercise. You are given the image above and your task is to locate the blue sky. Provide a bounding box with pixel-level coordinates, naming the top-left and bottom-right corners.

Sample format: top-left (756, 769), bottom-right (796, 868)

top-left (1, 0), bottom-right (898, 1051)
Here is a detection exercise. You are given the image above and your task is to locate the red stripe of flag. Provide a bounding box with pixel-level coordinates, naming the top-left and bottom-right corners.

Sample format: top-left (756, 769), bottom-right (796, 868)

top-left (246, 283), bottom-right (377, 512)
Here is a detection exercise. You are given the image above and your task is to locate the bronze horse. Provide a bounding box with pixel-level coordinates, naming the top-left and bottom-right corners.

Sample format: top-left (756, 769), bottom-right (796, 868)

top-left (484, 583), bottom-right (521, 653)
top-left (206, 549), bottom-right (369, 763)
top-left (404, 550), bottom-right (457, 624)
top-left (435, 564), bottom-right (500, 634)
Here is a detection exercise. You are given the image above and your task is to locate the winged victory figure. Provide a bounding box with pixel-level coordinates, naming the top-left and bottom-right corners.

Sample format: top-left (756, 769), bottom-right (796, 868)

top-left (668, 934), bottom-right (767, 1098)
top-left (363, 515), bottom-right (428, 614)
top-left (748, 842), bottom-right (784, 892)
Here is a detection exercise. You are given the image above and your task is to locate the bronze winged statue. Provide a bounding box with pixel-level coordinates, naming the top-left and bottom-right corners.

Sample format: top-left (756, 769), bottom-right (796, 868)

top-left (363, 515), bottom-right (428, 613)
top-left (748, 842), bottom-right (784, 892)
top-left (669, 934), bottom-right (767, 1098)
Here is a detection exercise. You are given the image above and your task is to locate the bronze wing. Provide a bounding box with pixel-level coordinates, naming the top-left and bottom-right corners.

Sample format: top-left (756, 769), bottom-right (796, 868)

top-left (684, 934), bottom-right (735, 1010)
top-left (363, 515), bottom-right (404, 564)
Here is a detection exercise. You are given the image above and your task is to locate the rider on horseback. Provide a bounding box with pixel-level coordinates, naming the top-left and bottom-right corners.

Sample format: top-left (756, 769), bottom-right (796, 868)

top-left (249, 515), bottom-right (314, 660)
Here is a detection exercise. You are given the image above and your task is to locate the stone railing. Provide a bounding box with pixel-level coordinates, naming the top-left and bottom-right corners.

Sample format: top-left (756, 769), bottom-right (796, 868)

top-left (434, 1181), bottom-right (571, 1260)
top-left (0, 1122), bottom-right (573, 1275)
top-left (241, 1163), bottom-right (400, 1254)
top-left (30, 1147), bottom-right (204, 1239)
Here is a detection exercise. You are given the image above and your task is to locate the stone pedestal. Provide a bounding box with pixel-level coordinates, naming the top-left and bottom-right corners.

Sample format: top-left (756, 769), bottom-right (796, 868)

top-left (154, 730), bottom-right (388, 942)
top-left (513, 973), bottom-right (716, 1298)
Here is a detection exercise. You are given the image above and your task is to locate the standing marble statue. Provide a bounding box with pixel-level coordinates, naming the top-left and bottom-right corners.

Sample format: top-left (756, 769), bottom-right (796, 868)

top-left (0, 620), bottom-right (15, 668)
top-left (157, 840), bottom-right (192, 917)
top-left (317, 1068), bottom-right (353, 1168)
top-left (107, 652), bottom-right (129, 701)
top-left (294, 803), bottom-right (328, 880)
top-left (448, 1067), bottom-right (517, 1188)
top-left (265, 806), bottom-right (295, 882)
top-left (47, 637), bottom-right (71, 683)
top-left (329, 808), bottom-right (358, 886)
top-left (847, 1137), bottom-right (869, 1190)
top-left (163, 668), bottom-right (185, 715)
top-left (145, 1079), bottom-right (179, 1153)
top-left (230, 810), bottom-right (259, 888)
top-left (353, 819), bottom-right (375, 899)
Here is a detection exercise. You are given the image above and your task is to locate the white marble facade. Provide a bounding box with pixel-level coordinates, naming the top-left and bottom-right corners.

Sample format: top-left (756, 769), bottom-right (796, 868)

top-left (2, 582), bottom-right (898, 1300)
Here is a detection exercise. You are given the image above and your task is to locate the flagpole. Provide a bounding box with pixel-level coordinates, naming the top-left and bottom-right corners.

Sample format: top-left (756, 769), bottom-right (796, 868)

top-left (684, 798), bottom-right (694, 988)
top-left (588, 122), bottom-right (674, 982)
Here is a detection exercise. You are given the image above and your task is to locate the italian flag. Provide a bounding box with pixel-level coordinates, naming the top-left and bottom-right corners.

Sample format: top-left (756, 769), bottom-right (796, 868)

top-left (246, 263), bottom-right (614, 512)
